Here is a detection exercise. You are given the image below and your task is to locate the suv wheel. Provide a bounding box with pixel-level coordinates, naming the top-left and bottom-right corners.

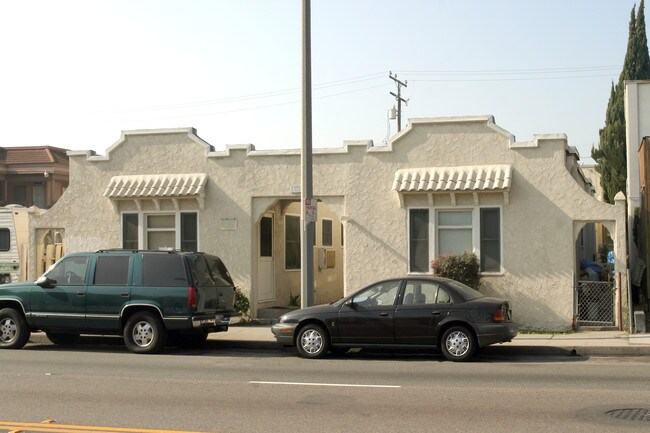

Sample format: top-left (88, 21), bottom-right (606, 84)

top-left (124, 311), bottom-right (167, 354)
top-left (0, 308), bottom-right (30, 349)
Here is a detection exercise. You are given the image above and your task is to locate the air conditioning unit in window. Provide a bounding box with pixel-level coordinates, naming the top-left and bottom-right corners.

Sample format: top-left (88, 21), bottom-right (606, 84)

top-left (318, 248), bottom-right (336, 269)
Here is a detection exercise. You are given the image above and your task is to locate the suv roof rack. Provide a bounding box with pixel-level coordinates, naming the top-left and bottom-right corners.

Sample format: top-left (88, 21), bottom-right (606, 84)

top-left (94, 249), bottom-right (182, 254)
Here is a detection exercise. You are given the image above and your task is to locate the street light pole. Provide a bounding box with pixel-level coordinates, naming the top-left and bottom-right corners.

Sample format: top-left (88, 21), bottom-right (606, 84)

top-left (301, 0), bottom-right (314, 308)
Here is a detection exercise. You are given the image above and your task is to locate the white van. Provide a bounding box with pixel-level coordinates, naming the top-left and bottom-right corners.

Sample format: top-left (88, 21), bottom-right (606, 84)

top-left (0, 207), bottom-right (22, 284)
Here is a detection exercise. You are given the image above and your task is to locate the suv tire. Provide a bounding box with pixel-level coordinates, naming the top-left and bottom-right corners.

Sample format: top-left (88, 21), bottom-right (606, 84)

top-left (124, 311), bottom-right (167, 354)
top-left (0, 308), bottom-right (31, 349)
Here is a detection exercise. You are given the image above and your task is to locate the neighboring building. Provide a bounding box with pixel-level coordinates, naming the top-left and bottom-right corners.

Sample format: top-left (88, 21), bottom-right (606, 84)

top-left (626, 80), bottom-right (650, 330)
top-left (0, 146), bottom-right (69, 209)
top-left (28, 117), bottom-right (627, 331)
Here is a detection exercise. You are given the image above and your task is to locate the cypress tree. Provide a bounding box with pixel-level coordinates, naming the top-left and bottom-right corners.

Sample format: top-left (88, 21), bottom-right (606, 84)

top-left (592, 0), bottom-right (650, 203)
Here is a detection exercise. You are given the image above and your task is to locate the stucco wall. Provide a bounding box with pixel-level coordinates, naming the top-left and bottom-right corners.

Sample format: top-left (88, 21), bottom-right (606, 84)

top-left (29, 117), bottom-right (627, 331)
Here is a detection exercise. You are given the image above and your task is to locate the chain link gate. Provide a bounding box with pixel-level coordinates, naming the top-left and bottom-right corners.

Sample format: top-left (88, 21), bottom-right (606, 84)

top-left (576, 281), bottom-right (615, 326)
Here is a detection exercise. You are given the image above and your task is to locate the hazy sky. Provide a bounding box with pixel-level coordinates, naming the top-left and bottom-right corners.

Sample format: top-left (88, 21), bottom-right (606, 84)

top-left (0, 0), bottom-right (643, 163)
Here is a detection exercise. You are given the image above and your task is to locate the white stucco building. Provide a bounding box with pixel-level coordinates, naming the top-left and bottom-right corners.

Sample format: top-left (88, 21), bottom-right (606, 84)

top-left (28, 115), bottom-right (628, 331)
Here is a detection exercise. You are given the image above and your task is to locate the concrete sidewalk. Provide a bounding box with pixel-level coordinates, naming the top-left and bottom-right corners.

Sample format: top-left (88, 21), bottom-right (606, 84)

top-left (212, 326), bottom-right (650, 357)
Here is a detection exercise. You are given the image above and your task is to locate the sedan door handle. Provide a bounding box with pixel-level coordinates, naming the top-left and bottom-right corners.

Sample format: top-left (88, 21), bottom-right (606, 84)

top-left (432, 311), bottom-right (442, 316)
top-left (380, 312), bottom-right (390, 317)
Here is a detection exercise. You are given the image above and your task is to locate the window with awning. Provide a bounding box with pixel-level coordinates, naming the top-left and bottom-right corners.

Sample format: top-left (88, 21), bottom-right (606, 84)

top-left (104, 173), bottom-right (207, 210)
top-left (393, 165), bottom-right (512, 205)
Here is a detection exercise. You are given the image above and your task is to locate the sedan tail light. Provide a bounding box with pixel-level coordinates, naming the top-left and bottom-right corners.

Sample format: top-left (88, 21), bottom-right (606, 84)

top-left (493, 305), bottom-right (506, 322)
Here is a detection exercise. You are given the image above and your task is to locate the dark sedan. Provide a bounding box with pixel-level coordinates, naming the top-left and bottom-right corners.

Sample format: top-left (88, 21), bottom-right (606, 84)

top-left (272, 277), bottom-right (517, 362)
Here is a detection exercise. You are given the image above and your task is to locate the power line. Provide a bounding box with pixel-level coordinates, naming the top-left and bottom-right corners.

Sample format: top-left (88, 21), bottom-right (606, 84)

top-left (101, 71), bottom-right (389, 114)
top-left (85, 64), bottom-right (623, 121)
top-left (396, 65), bottom-right (621, 75)
top-left (405, 73), bottom-right (618, 83)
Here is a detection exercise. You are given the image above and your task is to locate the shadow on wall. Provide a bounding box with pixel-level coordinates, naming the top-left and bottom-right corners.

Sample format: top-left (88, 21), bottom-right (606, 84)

top-left (480, 274), bottom-right (575, 332)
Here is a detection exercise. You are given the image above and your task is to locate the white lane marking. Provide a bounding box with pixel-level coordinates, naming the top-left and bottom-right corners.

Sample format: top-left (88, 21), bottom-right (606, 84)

top-left (249, 381), bottom-right (401, 389)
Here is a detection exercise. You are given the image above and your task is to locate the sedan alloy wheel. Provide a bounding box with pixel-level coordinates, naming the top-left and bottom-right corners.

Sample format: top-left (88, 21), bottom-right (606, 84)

top-left (296, 324), bottom-right (330, 359)
top-left (441, 326), bottom-right (475, 362)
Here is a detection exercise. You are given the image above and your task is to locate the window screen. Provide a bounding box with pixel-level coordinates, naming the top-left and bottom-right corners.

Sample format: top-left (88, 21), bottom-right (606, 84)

top-left (122, 214), bottom-right (138, 250)
top-left (409, 209), bottom-right (429, 272)
top-left (260, 216), bottom-right (273, 257)
top-left (322, 219), bottom-right (333, 247)
top-left (285, 215), bottom-right (300, 270)
top-left (480, 208), bottom-right (501, 272)
top-left (181, 213), bottom-right (198, 251)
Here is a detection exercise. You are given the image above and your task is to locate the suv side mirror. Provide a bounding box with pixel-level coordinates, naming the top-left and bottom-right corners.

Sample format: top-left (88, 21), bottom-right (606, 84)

top-left (36, 276), bottom-right (57, 288)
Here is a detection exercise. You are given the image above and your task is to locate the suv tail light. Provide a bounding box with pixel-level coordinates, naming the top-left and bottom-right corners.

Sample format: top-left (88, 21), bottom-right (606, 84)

top-left (187, 287), bottom-right (199, 310)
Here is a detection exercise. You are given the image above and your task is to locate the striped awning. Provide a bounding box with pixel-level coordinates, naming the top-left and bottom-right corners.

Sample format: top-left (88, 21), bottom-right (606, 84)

top-left (104, 173), bottom-right (207, 209)
top-left (392, 165), bottom-right (512, 193)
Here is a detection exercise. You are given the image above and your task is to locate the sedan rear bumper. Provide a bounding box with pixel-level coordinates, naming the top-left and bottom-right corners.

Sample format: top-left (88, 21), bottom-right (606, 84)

top-left (475, 322), bottom-right (518, 347)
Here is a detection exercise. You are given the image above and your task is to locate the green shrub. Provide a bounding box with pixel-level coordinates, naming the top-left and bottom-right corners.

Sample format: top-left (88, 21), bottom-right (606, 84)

top-left (289, 293), bottom-right (300, 307)
top-left (234, 287), bottom-right (251, 322)
top-left (431, 252), bottom-right (481, 290)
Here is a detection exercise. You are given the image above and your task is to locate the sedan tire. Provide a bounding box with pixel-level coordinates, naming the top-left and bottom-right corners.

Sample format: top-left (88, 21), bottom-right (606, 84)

top-left (296, 324), bottom-right (329, 359)
top-left (0, 308), bottom-right (30, 349)
top-left (441, 325), bottom-right (476, 362)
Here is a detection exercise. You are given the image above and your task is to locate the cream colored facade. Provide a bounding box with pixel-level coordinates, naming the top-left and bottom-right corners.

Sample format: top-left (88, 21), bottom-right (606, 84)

top-left (28, 116), bottom-right (628, 331)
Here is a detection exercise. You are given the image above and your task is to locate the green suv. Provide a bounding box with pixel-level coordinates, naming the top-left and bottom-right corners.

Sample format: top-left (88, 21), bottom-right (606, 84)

top-left (0, 250), bottom-right (240, 354)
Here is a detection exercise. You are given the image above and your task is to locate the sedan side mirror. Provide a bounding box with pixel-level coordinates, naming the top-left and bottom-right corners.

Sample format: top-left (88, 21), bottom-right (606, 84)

top-left (36, 276), bottom-right (57, 288)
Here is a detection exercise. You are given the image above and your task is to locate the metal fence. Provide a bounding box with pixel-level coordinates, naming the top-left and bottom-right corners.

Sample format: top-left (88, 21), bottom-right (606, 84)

top-left (576, 281), bottom-right (616, 327)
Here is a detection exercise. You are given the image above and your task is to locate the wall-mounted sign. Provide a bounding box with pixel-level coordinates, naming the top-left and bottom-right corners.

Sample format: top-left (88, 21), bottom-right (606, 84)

top-left (220, 217), bottom-right (238, 230)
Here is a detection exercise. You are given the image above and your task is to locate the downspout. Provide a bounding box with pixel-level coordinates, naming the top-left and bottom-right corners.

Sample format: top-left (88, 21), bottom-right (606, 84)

top-left (627, 269), bottom-right (634, 332)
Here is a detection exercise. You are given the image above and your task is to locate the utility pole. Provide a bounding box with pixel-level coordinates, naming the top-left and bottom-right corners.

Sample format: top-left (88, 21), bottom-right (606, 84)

top-left (300, 0), bottom-right (314, 308)
top-left (389, 71), bottom-right (408, 132)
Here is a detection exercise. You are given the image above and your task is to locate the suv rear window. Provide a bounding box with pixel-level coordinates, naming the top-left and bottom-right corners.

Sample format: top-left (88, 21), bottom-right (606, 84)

top-left (204, 254), bottom-right (234, 286)
top-left (189, 254), bottom-right (215, 287)
top-left (142, 254), bottom-right (188, 287)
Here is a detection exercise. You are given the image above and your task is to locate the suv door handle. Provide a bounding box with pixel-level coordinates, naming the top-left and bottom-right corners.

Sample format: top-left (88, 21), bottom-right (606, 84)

top-left (77, 292), bottom-right (85, 296)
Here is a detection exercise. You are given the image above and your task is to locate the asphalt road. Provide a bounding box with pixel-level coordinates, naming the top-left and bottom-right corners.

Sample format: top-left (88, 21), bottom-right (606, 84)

top-left (1, 339), bottom-right (650, 433)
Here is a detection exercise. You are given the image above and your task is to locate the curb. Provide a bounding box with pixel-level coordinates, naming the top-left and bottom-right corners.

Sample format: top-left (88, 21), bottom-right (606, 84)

top-left (25, 332), bottom-right (650, 357)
